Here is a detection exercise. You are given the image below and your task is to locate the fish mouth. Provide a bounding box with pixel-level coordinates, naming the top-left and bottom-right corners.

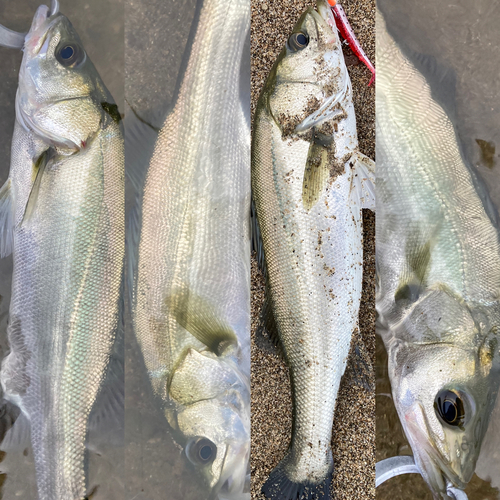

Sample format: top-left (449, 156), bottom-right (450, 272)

top-left (404, 403), bottom-right (469, 497)
top-left (0, 1), bottom-right (59, 50)
top-left (212, 439), bottom-right (250, 499)
top-left (24, 4), bottom-right (62, 55)
top-left (316, 0), bottom-right (336, 29)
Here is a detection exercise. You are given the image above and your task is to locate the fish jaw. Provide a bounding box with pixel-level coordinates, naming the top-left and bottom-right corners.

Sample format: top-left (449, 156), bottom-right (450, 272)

top-left (403, 403), bottom-right (468, 498)
top-left (17, 6), bottom-right (108, 150)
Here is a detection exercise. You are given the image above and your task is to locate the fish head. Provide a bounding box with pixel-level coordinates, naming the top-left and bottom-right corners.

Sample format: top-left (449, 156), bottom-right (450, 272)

top-left (167, 348), bottom-right (250, 498)
top-left (16, 5), bottom-right (113, 150)
top-left (263, 0), bottom-right (350, 136)
top-left (389, 295), bottom-right (500, 498)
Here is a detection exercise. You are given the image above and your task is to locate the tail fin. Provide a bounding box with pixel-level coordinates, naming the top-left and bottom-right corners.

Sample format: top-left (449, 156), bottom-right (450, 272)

top-left (261, 456), bottom-right (332, 500)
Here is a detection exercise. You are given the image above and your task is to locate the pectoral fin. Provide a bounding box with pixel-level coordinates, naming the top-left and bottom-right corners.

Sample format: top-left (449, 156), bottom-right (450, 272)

top-left (22, 149), bottom-right (54, 225)
top-left (302, 141), bottom-right (330, 211)
top-left (167, 292), bottom-right (237, 355)
top-left (349, 151), bottom-right (375, 211)
top-left (0, 179), bottom-right (14, 258)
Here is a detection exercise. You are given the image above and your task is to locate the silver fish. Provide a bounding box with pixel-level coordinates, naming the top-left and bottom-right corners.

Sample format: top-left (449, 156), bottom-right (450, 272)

top-left (252, 1), bottom-right (375, 498)
top-left (0, 5), bottom-right (124, 500)
top-left (129, 0), bottom-right (250, 497)
top-left (376, 8), bottom-right (500, 499)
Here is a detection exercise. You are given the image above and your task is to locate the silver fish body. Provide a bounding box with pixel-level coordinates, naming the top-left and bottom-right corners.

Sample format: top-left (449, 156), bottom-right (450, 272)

top-left (252, 2), bottom-right (374, 498)
top-left (131, 0), bottom-right (251, 496)
top-left (376, 9), bottom-right (500, 498)
top-left (0, 6), bottom-right (124, 500)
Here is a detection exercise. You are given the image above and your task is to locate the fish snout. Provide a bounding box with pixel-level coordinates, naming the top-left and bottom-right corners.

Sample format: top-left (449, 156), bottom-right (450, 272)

top-left (403, 405), bottom-right (470, 498)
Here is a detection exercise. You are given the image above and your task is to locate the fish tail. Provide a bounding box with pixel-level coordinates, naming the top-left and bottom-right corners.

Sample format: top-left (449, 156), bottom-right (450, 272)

top-left (261, 460), bottom-right (332, 500)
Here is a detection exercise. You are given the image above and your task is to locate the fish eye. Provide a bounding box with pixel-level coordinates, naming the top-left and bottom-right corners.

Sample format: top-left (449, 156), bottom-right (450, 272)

top-left (55, 42), bottom-right (86, 68)
top-left (186, 437), bottom-right (217, 466)
top-left (288, 32), bottom-right (309, 52)
top-left (434, 390), bottom-right (465, 427)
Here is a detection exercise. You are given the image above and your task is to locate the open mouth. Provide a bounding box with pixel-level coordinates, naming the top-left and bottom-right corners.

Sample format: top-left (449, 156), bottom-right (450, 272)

top-left (24, 3), bottom-right (65, 55)
top-left (403, 404), bottom-right (468, 496)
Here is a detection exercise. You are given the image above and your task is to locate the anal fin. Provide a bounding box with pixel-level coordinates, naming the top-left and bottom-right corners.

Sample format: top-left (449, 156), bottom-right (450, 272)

top-left (251, 197), bottom-right (266, 274)
top-left (255, 276), bottom-right (284, 358)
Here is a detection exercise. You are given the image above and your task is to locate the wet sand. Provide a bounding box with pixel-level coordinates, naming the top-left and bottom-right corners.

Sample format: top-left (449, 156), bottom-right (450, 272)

top-left (250, 0), bottom-right (376, 498)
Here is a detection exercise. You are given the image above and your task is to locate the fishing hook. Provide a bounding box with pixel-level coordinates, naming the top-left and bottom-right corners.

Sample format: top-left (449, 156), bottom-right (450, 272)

top-left (376, 456), bottom-right (469, 500)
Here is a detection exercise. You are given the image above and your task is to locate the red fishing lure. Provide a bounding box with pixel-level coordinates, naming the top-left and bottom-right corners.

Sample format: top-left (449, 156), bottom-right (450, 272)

top-left (328, 0), bottom-right (375, 85)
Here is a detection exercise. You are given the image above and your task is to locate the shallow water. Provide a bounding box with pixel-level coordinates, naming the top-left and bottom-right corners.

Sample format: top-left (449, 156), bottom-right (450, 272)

top-left (376, 1), bottom-right (500, 498)
top-left (0, 0), bottom-right (123, 498)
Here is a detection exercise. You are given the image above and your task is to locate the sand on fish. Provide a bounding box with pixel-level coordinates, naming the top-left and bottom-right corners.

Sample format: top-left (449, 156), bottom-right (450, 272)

top-left (250, 0), bottom-right (376, 499)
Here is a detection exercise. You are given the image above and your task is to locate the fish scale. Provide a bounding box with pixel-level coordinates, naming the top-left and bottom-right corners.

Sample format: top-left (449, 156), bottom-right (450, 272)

top-left (130, 0), bottom-right (250, 496)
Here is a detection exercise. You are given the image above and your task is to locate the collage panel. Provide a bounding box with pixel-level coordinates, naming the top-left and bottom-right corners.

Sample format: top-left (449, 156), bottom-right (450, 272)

top-left (0, 0), bottom-right (125, 499)
top-left (376, 1), bottom-right (500, 499)
top-left (251, 1), bottom-right (375, 499)
top-left (125, 0), bottom-right (251, 499)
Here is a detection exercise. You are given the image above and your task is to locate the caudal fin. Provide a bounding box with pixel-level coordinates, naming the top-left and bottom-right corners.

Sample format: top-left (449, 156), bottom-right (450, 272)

top-left (261, 461), bottom-right (332, 500)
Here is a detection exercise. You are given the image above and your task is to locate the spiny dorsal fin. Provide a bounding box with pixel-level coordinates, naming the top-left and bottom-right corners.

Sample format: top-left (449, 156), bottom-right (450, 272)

top-left (346, 339), bottom-right (374, 393)
top-left (0, 403), bottom-right (29, 452)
